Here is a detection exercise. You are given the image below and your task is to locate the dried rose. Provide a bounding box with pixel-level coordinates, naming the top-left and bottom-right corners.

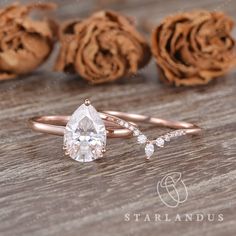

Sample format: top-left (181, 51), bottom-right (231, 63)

top-left (0, 2), bottom-right (57, 80)
top-left (54, 10), bottom-right (151, 84)
top-left (151, 11), bottom-right (236, 86)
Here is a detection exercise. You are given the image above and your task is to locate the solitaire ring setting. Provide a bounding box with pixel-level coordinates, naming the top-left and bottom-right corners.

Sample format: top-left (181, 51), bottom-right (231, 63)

top-left (29, 99), bottom-right (202, 162)
top-left (29, 99), bottom-right (134, 162)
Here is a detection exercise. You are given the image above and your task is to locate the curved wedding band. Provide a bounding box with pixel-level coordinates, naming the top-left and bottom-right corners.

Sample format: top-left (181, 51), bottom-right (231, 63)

top-left (103, 111), bottom-right (201, 135)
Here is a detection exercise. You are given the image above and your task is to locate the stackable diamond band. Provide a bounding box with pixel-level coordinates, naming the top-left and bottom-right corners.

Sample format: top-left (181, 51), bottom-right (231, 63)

top-left (103, 111), bottom-right (201, 159)
top-left (28, 99), bottom-right (202, 162)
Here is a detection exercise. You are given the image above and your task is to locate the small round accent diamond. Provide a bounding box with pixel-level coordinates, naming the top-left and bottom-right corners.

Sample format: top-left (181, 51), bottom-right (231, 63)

top-left (124, 122), bottom-right (129, 128)
top-left (129, 126), bottom-right (135, 131)
top-left (181, 130), bottom-right (186, 135)
top-left (156, 137), bottom-right (164, 147)
top-left (164, 135), bottom-right (171, 142)
top-left (118, 120), bottom-right (125, 126)
top-left (145, 143), bottom-right (154, 158)
top-left (133, 129), bottom-right (140, 136)
top-left (137, 134), bottom-right (147, 144)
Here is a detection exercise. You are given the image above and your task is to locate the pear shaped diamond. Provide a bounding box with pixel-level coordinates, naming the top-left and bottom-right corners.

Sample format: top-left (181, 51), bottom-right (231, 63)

top-left (64, 102), bottom-right (106, 162)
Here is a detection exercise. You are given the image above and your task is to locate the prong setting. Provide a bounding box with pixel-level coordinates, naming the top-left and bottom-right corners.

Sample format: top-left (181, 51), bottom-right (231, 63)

top-left (84, 99), bottom-right (91, 106)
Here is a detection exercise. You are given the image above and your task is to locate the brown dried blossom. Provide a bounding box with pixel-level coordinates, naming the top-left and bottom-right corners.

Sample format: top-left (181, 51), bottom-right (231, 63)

top-left (54, 10), bottom-right (151, 84)
top-left (0, 2), bottom-right (57, 80)
top-left (152, 11), bottom-right (236, 86)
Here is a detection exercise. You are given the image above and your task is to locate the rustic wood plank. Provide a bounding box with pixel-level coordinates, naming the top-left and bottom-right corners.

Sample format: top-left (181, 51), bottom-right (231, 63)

top-left (0, 0), bottom-right (236, 235)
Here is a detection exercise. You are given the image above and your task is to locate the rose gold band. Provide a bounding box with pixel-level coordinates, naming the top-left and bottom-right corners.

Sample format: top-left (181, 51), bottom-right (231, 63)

top-left (28, 113), bottom-right (134, 138)
top-left (103, 111), bottom-right (201, 135)
top-left (29, 111), bottom-right (201, 137)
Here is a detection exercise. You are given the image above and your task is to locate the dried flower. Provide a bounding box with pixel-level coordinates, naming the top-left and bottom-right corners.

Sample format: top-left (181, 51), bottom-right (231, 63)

top-left (0, 2), bottom-right (57, 80)
top-left (152, 11), bottom-right (236, 86)
top-left (55, 10), bottom-right (151, 84)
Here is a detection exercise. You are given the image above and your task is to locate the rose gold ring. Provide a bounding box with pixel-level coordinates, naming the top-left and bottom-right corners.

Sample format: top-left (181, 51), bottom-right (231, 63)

top-left (29, 99), bottom-right (135, 162)
top-left (103, 110), bottom-right (201, 159)
top-left (29, 99), bottom-right (202, 162)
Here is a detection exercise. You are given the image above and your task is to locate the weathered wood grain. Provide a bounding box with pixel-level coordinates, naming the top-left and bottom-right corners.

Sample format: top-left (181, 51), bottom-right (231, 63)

top-left (0, 0), bottom-right (236, 236)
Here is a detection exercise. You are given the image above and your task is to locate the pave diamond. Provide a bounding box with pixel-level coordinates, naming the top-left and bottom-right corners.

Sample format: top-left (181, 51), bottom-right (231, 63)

top-left (133, 129), bottom-right (140, 136)
top-left (119, 120), bottom-right (125, 126)
top-left (124, 122), bottom-right (129, 128)
top-left (164, 134), bottom-right (171, 142)
top-left (145, 143), bottom-right (154, 158)
top-left (129, 126), bottom-right (135, 131)
top-left (64, 103), bottom-right (106, 162)
top-left (156, 137), bottom-right (164, 147)
top-left (137, 134), bottom-right (147, 144)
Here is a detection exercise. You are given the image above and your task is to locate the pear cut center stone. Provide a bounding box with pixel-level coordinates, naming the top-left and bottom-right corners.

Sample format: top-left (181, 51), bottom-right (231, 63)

top-left (64, 104), bottom-right (106, 162)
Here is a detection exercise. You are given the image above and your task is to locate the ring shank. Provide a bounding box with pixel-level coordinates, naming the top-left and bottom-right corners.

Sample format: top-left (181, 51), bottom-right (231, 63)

top-left (28, 114), bottom-right (134, 138)
top-left (29, 111), bottom-right (202, 138)
top-left (103, 111), bottom-right (201, 134)
top-left (29, 116), bottom-right (67, 136)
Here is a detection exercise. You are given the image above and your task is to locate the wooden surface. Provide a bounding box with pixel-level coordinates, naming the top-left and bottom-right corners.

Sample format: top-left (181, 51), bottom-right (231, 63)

top-left (0, 0), bottom-right (236, 236)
